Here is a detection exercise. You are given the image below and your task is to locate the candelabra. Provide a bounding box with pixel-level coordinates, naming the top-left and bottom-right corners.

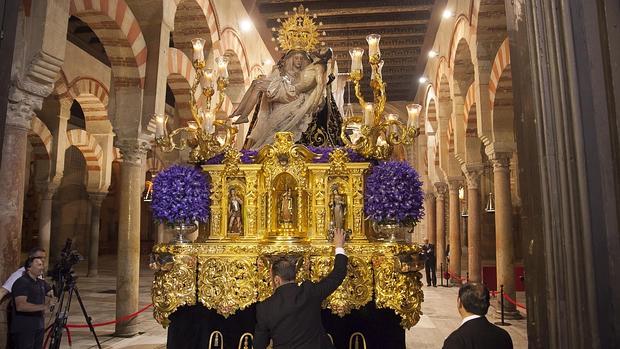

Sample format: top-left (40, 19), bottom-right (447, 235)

top-left (154, 38), bottom-right (237, 164)
top-left (340, 34), bottom-right (421, 160)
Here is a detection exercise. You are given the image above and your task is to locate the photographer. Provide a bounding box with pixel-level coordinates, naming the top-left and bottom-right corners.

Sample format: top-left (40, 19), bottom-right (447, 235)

top-left (10, 257), bottom-right (53, 349)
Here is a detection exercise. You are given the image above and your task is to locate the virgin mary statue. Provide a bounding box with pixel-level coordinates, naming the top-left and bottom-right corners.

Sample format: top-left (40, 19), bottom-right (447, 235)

top-left (229, 6), bottom-right (343, 149)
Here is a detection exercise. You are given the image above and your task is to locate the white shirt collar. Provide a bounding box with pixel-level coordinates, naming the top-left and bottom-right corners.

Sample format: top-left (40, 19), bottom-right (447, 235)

top-left (461, 314), bottom-right (481, 325)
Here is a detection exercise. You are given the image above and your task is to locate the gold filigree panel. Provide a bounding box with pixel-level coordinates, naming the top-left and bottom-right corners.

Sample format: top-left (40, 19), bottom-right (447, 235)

top-left (310, 255), bottom-right (374, 317)
top-left (151, 254), bottom-right (197, 327)
top-left (373, 254), bottom-right (424, 329)
top-left (197, 256), bottom-right (258, 318)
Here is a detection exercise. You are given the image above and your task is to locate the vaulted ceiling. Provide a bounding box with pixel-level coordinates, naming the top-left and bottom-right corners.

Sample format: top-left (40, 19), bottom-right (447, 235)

top-left (245, 0), bottom-right (446, 102)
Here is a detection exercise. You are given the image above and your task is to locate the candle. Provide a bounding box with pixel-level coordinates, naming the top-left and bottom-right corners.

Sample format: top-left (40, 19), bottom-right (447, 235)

top-left (191, 38), bottom-right (206, 62)
top-left (386, 113), bottom-right (399, 135)
top-left (155, 115), bottom-right (165, 138)
top-left (200, 69), bottom-right (214, 89)
top-left (215, 56), bottom-right (229, 79)
top-left (349, 48), bottom-right (364, 74)
top-left (406, 103), bottom-right (422, 128)
top-left (366, 34), bottom-right (381, 58)
top-left (364, 103), bottom-right (374, 127)
top-left (202, 110), bottom-right (215, 134)
top-left (371, 60), bottom-right (384, 81)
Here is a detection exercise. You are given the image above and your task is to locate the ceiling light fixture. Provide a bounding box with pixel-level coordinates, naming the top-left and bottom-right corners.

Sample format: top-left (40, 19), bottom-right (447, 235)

top-left (442, 9), bottom-right (454, 19)
top-left (240, 19), bottom-right (253, 32)
top-left (428, 50), bottom-right (438, 58)
top-left (419, 76), bottom-right (428, 84)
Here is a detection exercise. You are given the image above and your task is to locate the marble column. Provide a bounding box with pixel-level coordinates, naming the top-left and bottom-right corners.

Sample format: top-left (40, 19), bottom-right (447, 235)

top-left (425, 193), bottom-right (437, 245)
top-left (448, 179), bottom-right (464, 283)
top-left (115, 138), bottom-right (149, 336)
top-left (491, 153), bottom-right (519, 316)
top-left (87, 192), bottom-right (107, 277)
top-left (434, 183), bottom-right (448, 274)
top-left (465, 169), bottom-right (482, 282)
top-left (156, 223), bottom-right (165, 244)
top-left (36, 182), bottom-right (59, 265)
top-left (0, 92), bottom-right (42, 281)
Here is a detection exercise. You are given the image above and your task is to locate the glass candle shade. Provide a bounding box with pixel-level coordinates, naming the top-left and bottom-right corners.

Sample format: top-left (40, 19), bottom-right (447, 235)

top-left (349, 48), bottom-right (364, 74)
top-left (406, 104), bottom-right (422, 128)
top-left (191, 38), bottom-right (206, 61)
top-left (215, 56), bottom-right (229, 79)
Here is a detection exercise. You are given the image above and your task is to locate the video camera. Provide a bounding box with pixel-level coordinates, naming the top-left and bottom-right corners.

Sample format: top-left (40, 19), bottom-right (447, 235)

top-left (48, 239), bottom-right (83, 294)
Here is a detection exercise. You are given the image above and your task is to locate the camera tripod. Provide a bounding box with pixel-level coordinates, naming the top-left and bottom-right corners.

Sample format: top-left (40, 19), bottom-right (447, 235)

top-left (47, 273), bottom-right (101, 349)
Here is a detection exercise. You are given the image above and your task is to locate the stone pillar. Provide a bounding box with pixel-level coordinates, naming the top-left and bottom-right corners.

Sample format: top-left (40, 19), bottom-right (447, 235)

top-left (448, 179), bottom-right (463, 283)
top-left (465, 169), bottom-right (482, 282)
top-left (157, 223), bottom-right (165, 244)
top-left (434, 183), bottom-right (448, 273)
top-left (36, 182), bottom-right (59, 265)
top-left (425, 193), bottom-right (437, 245)
top-left (87, 192), bottom-right (107, 277)
top-left (115, 139), bottom-right (149, 336)
top-left (0, 92), bottom-right (42, 281)
top-left (491, 152), bottom-right (519, 316)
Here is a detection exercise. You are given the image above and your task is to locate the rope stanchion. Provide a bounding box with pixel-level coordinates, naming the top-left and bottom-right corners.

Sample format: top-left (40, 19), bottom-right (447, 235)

top-left (65, 303), bottom-right (153, 328)
top-left (494, 285), bottom-right (511, 327)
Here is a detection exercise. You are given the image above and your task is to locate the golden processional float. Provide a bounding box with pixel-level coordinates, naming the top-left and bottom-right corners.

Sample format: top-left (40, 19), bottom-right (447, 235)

top-left (149, 4), bottom-right (425, 332)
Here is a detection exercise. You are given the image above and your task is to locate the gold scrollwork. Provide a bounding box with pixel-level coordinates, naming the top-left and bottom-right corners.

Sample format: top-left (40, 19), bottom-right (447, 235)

top-left (373, 254), bottom-right (424, 328)
top-left (197, 256), bottom-right (258, 317)
top-left (151, 254), bottom-right (197, 327)
top-left (310, 255), bottom-right (373, 317)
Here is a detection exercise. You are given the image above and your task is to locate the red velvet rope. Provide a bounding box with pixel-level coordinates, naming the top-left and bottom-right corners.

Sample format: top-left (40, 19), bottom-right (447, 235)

top-left (502, 293), bottom-right (527, 310)
top-left (65, 303), bottom-right (153, 328)
top-left (43, 303), bottom-right (154, 346)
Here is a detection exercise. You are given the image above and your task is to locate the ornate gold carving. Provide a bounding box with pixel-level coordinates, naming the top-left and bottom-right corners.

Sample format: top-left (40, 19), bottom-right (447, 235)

top-left (328, 148), bottom-right (350, 175)
top-left (310, 255), bottom-right (373, 317)
top-left (197, 256), bottom-right (258, 317)
top-left (373, 252), bottom-right (424, 328)
top-left (275, 5), bottom-right (323, 52)
top-left (153, 136), bottom-right (423, 329)
top-left (151, 254), bottom-right (197, 327)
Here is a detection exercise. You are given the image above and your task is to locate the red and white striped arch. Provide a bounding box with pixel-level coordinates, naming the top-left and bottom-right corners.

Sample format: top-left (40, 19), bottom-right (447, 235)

top-left (67, 77), bottom-right (109, 122)
top-left (220, 28), bottom-right (250, 86)
top-left (448, 16), bottom-right (475, 70)
top-left (166, 48), bottom-right (196, 120)
top-left (463, 83), bottom-right (477, 136)
top-left (70, 0), bottom-right (147, 88)
top-left (173, 0), bottom-right (221, 58)
top-left (489, 37), bottom-right (511, 110)
top-left (28, 116), bottom-right (53, 162)
top-left (66, 129), bottom-right (104, 191)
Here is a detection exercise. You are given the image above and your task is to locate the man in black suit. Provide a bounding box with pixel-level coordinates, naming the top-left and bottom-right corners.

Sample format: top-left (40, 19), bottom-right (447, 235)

top-left (254, 229), bottom-right (348, 349)
top-left (443, 283), bottom-right (513, 349)
top-left (421, 238), bottom-right (437, 287)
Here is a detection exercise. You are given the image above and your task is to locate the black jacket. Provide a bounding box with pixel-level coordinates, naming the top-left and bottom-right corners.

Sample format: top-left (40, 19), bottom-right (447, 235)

top-left (254, 253), bottom-right (348, 349)
top-left (443, 316), bottom-right (513, 349)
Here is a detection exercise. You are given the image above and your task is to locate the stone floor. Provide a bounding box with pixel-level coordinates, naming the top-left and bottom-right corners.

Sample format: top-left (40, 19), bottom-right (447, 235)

top-left (40, 256), bottom-right (527, 348)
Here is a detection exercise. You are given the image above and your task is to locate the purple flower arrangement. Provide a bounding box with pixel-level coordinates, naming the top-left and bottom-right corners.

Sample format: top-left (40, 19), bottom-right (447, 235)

top-left (152, 164), bottom-right (211, 225)
top-left (364, 161), bottom-right (425, 225)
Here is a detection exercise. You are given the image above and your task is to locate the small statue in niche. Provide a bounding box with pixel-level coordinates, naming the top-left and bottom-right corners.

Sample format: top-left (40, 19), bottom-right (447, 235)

top-left (279, 187), bottom-right (294, 228)
top-left (328, 186), bottom-right (352, 241)
top-left (228, 188), bottom-right (243, 235)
